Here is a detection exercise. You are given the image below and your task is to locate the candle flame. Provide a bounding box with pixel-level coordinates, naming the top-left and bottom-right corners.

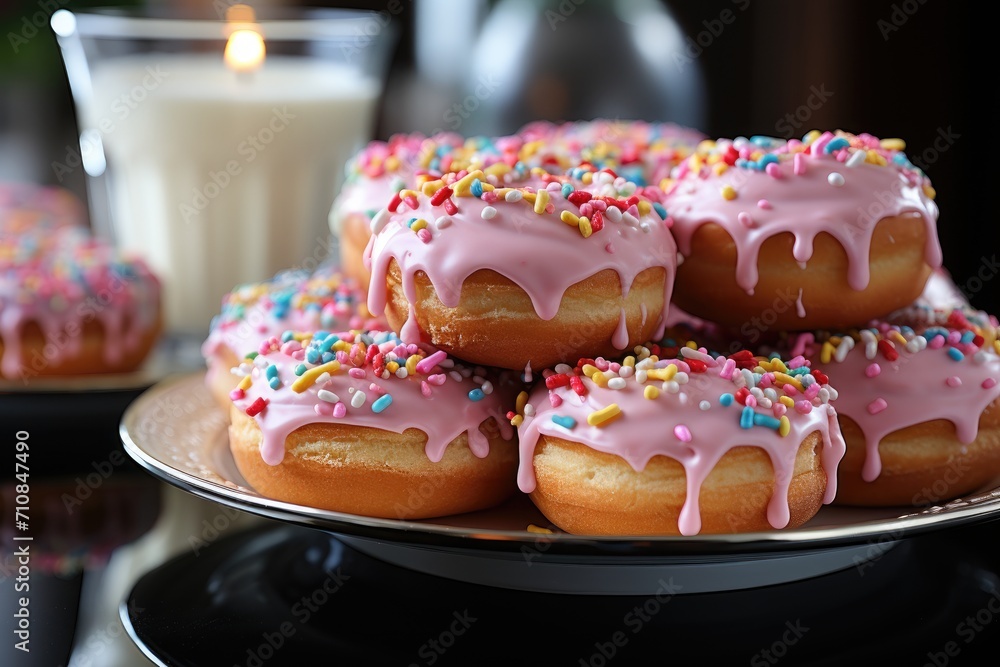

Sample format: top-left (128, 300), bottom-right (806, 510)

top-left (224, 5), bottom-right (265, 73)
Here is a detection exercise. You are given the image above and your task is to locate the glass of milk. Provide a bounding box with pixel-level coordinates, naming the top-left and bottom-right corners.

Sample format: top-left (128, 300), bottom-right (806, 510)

top-left (51, 6), bottom-right (397, 337)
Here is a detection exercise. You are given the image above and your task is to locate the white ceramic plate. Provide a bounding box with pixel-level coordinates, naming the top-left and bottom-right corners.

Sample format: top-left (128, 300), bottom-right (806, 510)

top-left (120, 372), bottom-right (1000, 594)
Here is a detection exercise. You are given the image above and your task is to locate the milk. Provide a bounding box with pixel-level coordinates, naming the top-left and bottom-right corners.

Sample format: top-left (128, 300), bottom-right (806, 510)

top-left (84, 55), bottom-right (379, 334)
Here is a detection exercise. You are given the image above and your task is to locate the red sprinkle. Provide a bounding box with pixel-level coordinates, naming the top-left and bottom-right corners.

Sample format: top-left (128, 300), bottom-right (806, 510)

top-left (878, 339), bottom-right (899, 362)
top-left (569, 375), bottom-right (587, 396)
top-left (728, 350), bottom-right (756, 370)
top-left (430, 186), bottom-right (454, 206)
top-left (734, 387), bottom-right (750, 405)
top-left (388, 192), bottom-right (402, 213)
top-left (245, 397), bottom-right (268, 417)
top-left (545, 374), bottom-right (571, 389)
top-left (443, 198), bottom-right (458, 215)
top-left (811, 369), bottom-right (829, 386)
top-left (403, 194), bottom-right (419, 210)
top-left (590, 209), bottom-right (604, 232)
top-left (686, 359), bottom-right (708, 373)
top-left (568, 191), bottom-right (593, 206)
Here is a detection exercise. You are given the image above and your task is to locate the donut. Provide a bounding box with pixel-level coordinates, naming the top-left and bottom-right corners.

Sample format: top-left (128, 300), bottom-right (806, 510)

top-left (913, 267), bottom-right (969, 310)
top-left (228, 329), bottom-right (518, 519)
top-left (330, 133), bottom-right (459, 291)
top-left (511, 341), bottom-right (846, 535)
top-left (366, 160), bottom-right (681, 371)
top-left (0, 181), bottom-right (86, 234)
top-left (0, 218), bottom-right (161, 382)
top-left (791, 305), bottom-right (1000, 506)
top-left (333, 122), bottom-right (703, 293)
top-left (664, 131), bottom-right (941, 330)
top-left (202, 265), bottom-right (384, 408)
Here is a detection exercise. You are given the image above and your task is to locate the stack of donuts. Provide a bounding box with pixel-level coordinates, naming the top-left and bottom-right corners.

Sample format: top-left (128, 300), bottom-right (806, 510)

top-left (208, 122), bottom-right (1000, 535)
top-left (0, 182), bottom-right (162, 382)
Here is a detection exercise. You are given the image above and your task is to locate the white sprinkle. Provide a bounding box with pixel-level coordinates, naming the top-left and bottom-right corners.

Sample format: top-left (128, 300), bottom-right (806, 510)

top-left (481, 206), bottom-right (497, 220)
top-left (699, 400), bottom-right (711, 411)
top-left (472, 376), bottom-right (485, 385)
top-left (846, 150), bottom-right (867, 168)
top-left (370, 208), bottom-right (391, 234)
top-left (764, 388), bottom-right (778, 402)
top-left (664, 380), bottom-right (681, 394)
top-left (505, 190), bottom-right (523, 202)
top-left (740, 368), bottom-right (757, 388)
top-left (449, 371), bottom-right (463, 382)
top-left (834, 336), bottom-right (854, 363)
top-left (523, 404), bottom-right (535, 417)
top-left (439, 359), bottom-right (456, 369)
top-left (674, 371), bottom-right (689, 385)
top-left (828, 172), bottom-right (845, 187)
top-left (635, 370), bottom-right (648, 384)
top-left (622, 212), bottom-right (640, 227)
top-left (554, 364), bottom-right (573, 374)
top-left (604, 206), bottom-right (623, 223)
top-left (973, 351), bottom-right (990, 365)
top-left (618, 366), bottom-right (634, 378)
top-left (608, 378), bottom-right (627, 390)
top-left (596, 171), bottom-right (614, 185)
top-left (395, 367), bottom-right (408, 378)
top-left (351, 391), bottom-right (366, 408)
top-left (481, 381), bottom-right (494, 395)
top-left (317, 390), bottom-right (340, 403)
top-left (254, 356), bottom-right (269, 369)
top-left (434, 215), bottom-right (452, 230)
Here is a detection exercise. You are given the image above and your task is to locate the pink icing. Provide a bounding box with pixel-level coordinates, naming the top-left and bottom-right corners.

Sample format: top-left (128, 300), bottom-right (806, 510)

top-left (231, 331), bottom-right (515, 466)
top-left (516, 352), bottom-right (846, 536)
top-left (366, 175), bottom-right (678, 356)
top-left (665, 132), bottom-right (941, 296)
top-left (805, 308), bottom-right (1000, 482)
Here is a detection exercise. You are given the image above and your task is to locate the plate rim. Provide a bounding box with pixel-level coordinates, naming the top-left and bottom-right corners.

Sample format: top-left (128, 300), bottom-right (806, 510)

top-left (120, 371), bottom-right (1000, 556)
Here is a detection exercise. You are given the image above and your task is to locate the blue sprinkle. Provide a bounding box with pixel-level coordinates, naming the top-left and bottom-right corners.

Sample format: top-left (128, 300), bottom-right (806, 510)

top-left (720, 393), bottom-right (734, 407)
top-left (273, 306), bottom-right (288, 320)
top-left (824, 137), bottom-right (850, 153)
top-left (561, 183), bottom-right (574, 198)
top-left (753, 413), bottom-right (781, 430)
top-left (265, 364), bottom-right (278, 379)
top-left (306, 349), bottom-right (321, 365)
top-left (892, 152), bottom-right (913, 168)
top-left (740, 406), bottom-right (755, 429)
top-left (281, 330), bottom-right (295, 343)
top-left (321, 351), bottom-right (336, 364)
top-left (268, 377), bottom-right (281, 390)
top-left (314, 330), bottom-right (330, 341)
top-left (371, 394), bottom-right (393, 413)
top-left (406, 217), bottom-right (417, 228)
top-left (652, 202), bottom-right (668, 220)
top-left (294, 364), bottom-right (307, 376)
top-left (735, 158), bottom-right (750, 169)
top-left (468, 388), bottom-right (485, 402)
top-left (947, 347), bottom-right (964, 362)
top-left (471, 179), bottom-right (484, 197)
top-left (319, 333), bottom-right (339, 353)
top-left (551, 415), bottom-right (577, 429)
top-left (759, 153), bottom-right (779, 167)
top-left (751, 135), bottom-right (777, 147)
top-left (960, 331), bottom-right (975, 344)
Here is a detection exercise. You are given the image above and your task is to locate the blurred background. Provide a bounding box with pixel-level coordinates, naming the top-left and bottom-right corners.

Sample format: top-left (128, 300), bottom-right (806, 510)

top-left (1, 0), bottom-right (989, 312)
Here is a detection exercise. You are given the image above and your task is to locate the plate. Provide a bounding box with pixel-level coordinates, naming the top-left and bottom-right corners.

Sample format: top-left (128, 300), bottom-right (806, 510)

top-left (120, 372), bottom-right (1000, 594)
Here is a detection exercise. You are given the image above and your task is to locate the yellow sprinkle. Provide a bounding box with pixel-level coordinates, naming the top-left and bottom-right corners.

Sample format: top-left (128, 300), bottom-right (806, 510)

top-left (773, 372), bottom-right (804, 392)
top-left (534, 188), bottom-right (550, 214)
top-left (779, 396), bottom-right (795, 408)
top-left (522, 191), bottom-right (536, 204)
top-left (384, 155), bottom-right (400, 171)
top-left (778, 415), bottom-right (791, 437)
top-left (646, 366), bottom-right (677, 382)
top-left (659, 177), bottom-right (675, 192)
top-left (526, 524), bottom-right (552, 534)
top-left (647, 355), bottom-right (659, 363)
top-left (291, 361), bottom-right (340, 393)
top-left (865, 150), bottom-right (888, 166)
top-left (579, 216), bottom-right (593, 238)
top-left (421, 180), bottom-right (444, 196)
top-left (643, 385), bottom-right (660, 400)
top-left (293, 332), bottom-right (312, 342)
top-left (399, 189), bottom-right (420, 199)
top-left (749, 151), bottom-right (763, 162)
top-left (485, 162), bottom-right (511, 177)
top-left (923, 184), bottom-right (936, 200)
top-left (510, 414), bottom-right (524, 427)
top-left (760, 358), bottom-right (787, 373)
top-left (332, 340), bottom-right (351, 352)
top-left (405, 355), bottom-right (421, 375)
top-left (587, 404), bottom-right (622, 427)
top-left (238, 375), bottom-right (253, 391)
top-left (637, 200), bottom-right (651, 216)
top-left (890, 330), bottom-right (908, 346)
top-left (696, 139), bottom-right (717, 153)
top-left (591, 372), bottom-right (609, 388)
top-left (479, 182), bottom-right (495, 192)
top-left (453, 170), bottom-right (485, 196)
top-left (689, 155), bottom-right (703, 173)
top-left (386, 361), bottom-right (399, 373)
top-left (410, 218), bottom-right (428, 232)
top-left (516, 391), bottom-right (529, 415)
top-left (520, 140), bottom-right (542, 159)
top-left (712, 162), bottom-right (729, 176)
top-left (529, 166), bottom-right (548, 178)
top-left (706, 154), bottom-right (721, 165)
top-left (581, 172), bottom-right (593, 185)
top-left (685, 341), bottom-right (698, 349)
top-left (820, 341), bottom-right (835, 364)
top-left (803, 130), bottom-right (822, 145)
top-left (623, 356), bottom-right (636, 368)
top-left (560, 210), bottom-right (581, 227)
top-left (880, 138), bottom-right (906, 151)
top-left (994, 340), bottom-right (1000, 355)
top-left (721, 185), bottom-right (737, 201)
top-left (581, 364), bottom-right (600, 378)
